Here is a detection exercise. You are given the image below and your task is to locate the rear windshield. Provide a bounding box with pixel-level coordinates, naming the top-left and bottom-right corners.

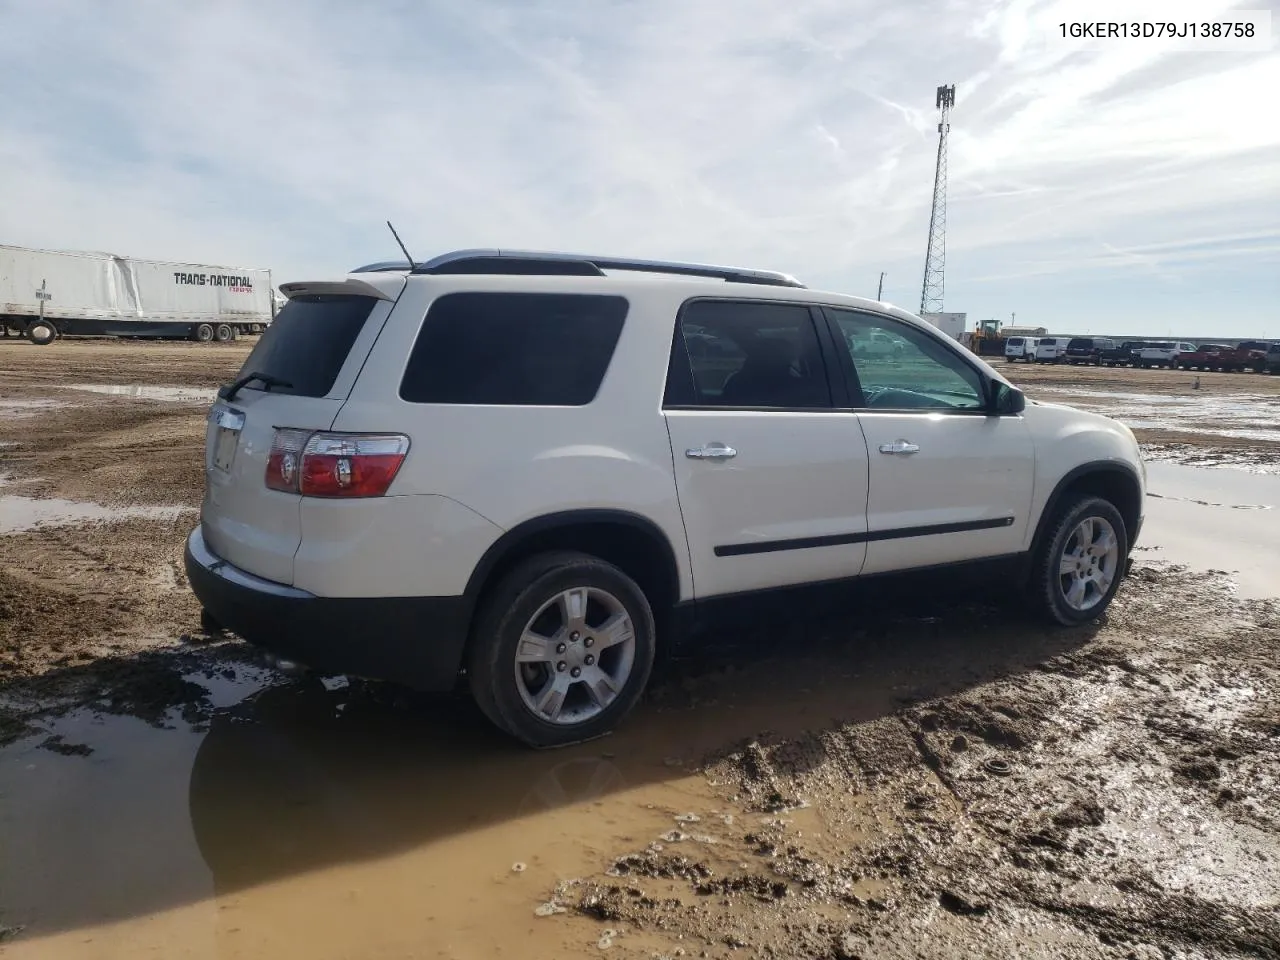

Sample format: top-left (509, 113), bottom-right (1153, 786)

top-left (234, 294), bottom-right (378, 398)
top-left (1039, 338), bottom-right (1056, 346)
top-left (1007, 337), bottom-right (1023, 346)
top-left (1067, 338), bottom-right (1092, 349)
top-left (1148, 342), bottom-right (1173, 349)
top-left (400, 292), bottom-right (628, 406)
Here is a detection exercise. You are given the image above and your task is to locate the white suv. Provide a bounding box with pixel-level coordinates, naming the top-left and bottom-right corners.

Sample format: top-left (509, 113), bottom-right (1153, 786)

top-left (186, 249), bottom-right (1146, 747)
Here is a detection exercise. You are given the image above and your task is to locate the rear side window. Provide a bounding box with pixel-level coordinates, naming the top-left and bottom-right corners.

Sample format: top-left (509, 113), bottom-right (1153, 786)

top-left (1067, 338), bottom-right (1091, 349)
top-left (400, 293), bottom-right (627, 406)
top-left (664, 300), bottom-right (832, 409)
top-left (236, 294), bottom-right (377, 397)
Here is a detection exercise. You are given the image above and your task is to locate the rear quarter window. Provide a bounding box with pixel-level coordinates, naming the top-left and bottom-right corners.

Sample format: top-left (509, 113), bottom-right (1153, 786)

top-left (235, 294), bottom-right (378, 398)
top-left (399, 292), bottom-right (628, 405)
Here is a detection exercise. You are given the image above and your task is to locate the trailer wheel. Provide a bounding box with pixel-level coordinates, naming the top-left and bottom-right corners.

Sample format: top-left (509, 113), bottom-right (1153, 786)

top-left (194, 323), bottom-right (215, 342)
top-left (214, 323), bottom-right (233, 342)
top-left (26, 320), bottom-right (58, 346)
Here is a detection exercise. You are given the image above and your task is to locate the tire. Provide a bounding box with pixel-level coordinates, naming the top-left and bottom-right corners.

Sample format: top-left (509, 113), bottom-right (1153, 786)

top-left (195, 323), bottom-right (215, 342)
top-left (467, 551), bottom-right (656, 748)
top-left (25, 319), bottom-right (58, 345)
top-left (1029, 496), bottom-right (1129, 626)
top-left (214, 323), bottom-right (233, 342)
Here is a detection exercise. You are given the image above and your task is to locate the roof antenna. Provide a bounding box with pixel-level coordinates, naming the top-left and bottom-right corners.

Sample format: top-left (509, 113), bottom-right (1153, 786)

top-left (386, 221), bottom-right (416, 268)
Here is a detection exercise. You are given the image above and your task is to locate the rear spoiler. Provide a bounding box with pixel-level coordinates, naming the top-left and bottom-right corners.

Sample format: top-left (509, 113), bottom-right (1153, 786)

top-left (278, 277), bottom-right (401, 302)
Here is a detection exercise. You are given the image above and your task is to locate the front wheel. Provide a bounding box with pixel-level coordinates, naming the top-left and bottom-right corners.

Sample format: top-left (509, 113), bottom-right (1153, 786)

top-left (26, 319), bottom-right (58, 345)
top-left (1029, 496), bottom-right (1128, 626)
top-left (468, 551), bottom-right (656, 748)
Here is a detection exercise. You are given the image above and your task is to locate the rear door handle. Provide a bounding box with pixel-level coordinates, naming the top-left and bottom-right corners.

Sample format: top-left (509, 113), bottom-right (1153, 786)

top-left (878, 440), bottom-right (920, 455)
top-left (686, 443), bottom-right (737, 460)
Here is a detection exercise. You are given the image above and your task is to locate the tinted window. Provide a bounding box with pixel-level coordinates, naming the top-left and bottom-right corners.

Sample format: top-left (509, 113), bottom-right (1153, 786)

top-left (400, 293), bottom-right (626, 406)
top-left (1067, 338), bottom-right (1092, 349)
top-left (665, 301), bottom-right (831, 409)
top-left (828, 310), bottom-right (985, 411)
top-left (235, 294), bottom-right (377, 398)
top-left (1007, 338), bottom-right (1024, 346)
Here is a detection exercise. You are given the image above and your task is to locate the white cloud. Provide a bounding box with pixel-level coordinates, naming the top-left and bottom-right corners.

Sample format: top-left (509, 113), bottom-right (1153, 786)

top-left (0, 0), bottom-right (1276, 334)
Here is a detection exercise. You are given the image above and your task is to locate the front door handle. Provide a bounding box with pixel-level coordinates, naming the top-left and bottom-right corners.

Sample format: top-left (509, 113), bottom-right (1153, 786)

top-left (686, 443), bottom-right (737, 460)
top-left (878, 439), bottom-right (920, 455)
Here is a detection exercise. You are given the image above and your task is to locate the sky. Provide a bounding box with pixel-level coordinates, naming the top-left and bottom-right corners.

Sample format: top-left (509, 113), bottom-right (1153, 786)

top-left (1, 0), bottom-right (1277, 338)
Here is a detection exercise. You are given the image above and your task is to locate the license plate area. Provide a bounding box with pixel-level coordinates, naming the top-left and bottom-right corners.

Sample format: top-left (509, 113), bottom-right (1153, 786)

top-left (213, 408), bottom-right (246, 472)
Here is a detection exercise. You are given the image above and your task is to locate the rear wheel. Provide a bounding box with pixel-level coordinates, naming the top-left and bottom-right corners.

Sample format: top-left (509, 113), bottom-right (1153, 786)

top-left (25, 319), bottom-right (58, 345)
top-left (1029, 496), bottom-right (1128, 626)
top-left (195, 323), bottom-right (214, 342)
top-left (214, 323), bottom-right (234, 342)
top-left (468, 551), bottom-right (656, 748)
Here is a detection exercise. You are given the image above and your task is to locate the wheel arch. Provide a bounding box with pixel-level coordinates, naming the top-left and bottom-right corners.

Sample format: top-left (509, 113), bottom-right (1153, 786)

top-left (462, 509), bottom-right (684, 644)
top-left (1029, 462), bottom-right (1143, 565)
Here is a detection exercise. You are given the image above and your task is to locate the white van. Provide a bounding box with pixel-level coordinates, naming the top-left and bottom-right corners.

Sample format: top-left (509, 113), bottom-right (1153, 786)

top-left (1035, 337), bottom-right (1068, 363)
top-left (1005, 336), bottom-right (1039, 362)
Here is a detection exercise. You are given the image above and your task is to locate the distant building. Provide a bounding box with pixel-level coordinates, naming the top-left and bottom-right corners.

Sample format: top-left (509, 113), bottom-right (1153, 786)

top-left (920, 311), bottom-right (967, 342)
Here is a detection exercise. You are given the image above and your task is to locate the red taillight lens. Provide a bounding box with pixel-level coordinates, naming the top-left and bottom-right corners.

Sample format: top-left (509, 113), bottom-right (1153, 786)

top-left (265, 428), bottom-right (312, 492)
top-left (265, 431), bottom-right (410, 497)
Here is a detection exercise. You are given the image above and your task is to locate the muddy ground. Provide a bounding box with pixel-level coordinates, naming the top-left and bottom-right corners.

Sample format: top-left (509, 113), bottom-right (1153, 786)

top-left (1, 340), bottom-right (1278, 959)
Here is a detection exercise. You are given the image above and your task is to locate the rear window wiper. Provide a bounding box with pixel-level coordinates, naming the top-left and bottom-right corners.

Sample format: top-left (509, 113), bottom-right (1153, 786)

top-left (219, 372), bottom-right (295, 401)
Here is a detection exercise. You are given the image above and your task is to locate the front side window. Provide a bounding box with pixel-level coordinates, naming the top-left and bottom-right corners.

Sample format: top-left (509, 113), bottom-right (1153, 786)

top-left (665, 300), bottom-right (832, 409)
top-left (827, 309), bottom-right (986, 411)
top-left (400, 293), bottom-right (627, 405)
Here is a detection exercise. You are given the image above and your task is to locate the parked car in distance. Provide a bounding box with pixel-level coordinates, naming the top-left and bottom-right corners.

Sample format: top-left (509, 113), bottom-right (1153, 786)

top-left (1065, 337), bottom-right (1116, 365)
top-left (1265, 343), bottom-right (1280, 374)
top-left (184, 248), bottom-right (1147, 748)
top-left (1099, 340), bottom-right (1148, 367)
top-left (1005, 336), bottom-right (1039, 362)
top-left (1233, 341), bottom-right (1272, 373)
top-left (1034, 337), bottom-right (1068, 363)
top-left (1137, 342), bottom-right (1196, 369)
top-left (1175, 344), bottom-right (1230, 371)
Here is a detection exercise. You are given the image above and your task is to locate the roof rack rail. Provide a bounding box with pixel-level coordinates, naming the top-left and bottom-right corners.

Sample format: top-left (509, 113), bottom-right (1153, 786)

top-left (352, 249), bottom-right (805, 288)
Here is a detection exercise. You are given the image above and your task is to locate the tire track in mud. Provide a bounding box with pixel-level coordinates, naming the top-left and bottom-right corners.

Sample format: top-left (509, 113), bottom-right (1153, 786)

top-left (550, 568), bottom-right (1280, 959)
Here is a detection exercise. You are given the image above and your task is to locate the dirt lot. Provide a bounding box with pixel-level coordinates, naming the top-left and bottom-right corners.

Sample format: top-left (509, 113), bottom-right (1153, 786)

top-left (1, 340), bottom-right (1278, 959)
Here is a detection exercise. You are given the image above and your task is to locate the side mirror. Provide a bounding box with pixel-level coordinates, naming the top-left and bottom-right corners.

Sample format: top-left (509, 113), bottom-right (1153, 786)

top-left (991, 382), bottom-right (1026, 415)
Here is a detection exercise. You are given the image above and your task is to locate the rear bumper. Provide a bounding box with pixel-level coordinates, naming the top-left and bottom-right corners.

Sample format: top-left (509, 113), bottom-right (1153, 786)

top-left (184, 526), bottom-right (470, 692)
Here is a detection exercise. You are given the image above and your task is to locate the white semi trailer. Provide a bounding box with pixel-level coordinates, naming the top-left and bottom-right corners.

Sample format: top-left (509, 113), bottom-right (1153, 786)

top-left (0, 244), bottom-right (277, 345)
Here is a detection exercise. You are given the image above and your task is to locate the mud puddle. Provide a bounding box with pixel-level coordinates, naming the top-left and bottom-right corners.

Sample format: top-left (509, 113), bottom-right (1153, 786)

top-left (1139, 463), bottom-right (1280, 598)
top-left (0, 668), bottom-right (733, 959)
top-left (0, 496), bottom-right (194, 535)
top-left (2, 568), bottom-right (1278, 959)
top-left (60, 385), bottom-right (217, 404)
top-left (1031, 387), bottom-right (1280, 444)
top-left (0, 398), bottom-right (70, 419)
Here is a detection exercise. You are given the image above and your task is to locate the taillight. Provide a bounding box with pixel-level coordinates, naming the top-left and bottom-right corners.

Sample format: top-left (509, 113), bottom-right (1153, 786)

top-left (266, 429), bottom-right (311, 492)
top-left (264, 430), bottom-right (409, 498)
